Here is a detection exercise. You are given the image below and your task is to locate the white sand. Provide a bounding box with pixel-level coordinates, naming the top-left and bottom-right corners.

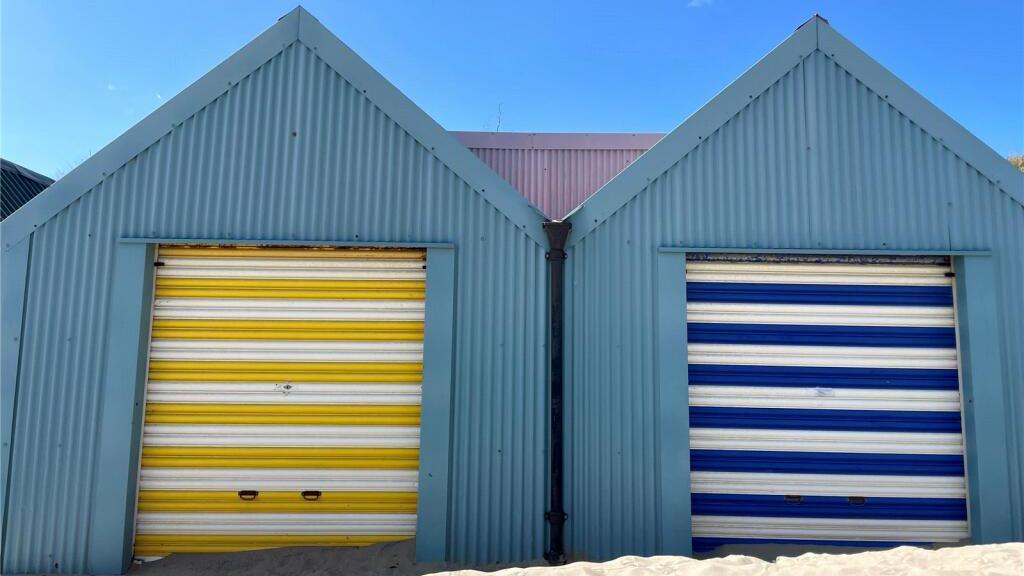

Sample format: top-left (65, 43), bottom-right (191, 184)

top-left (433, 543), bottom-right (1024, 576)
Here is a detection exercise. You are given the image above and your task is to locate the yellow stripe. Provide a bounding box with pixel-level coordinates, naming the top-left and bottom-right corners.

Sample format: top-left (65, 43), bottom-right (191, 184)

top-left (144, 404), bottom-right (420, 426)
top-left (137, 491), bottom-right (417, 513)
top-left (156, 288), bottom-right (425, 300)
top-left (135, 534), bottom-right (412, 555)
top-left (155, 277), bottom-right (424, 300)
top-left (152, 329), bottom-right (424, 341)
top-left (141, 446), bottom-right (419, 469)
top-left (156, 278), bottom-right (425, 290)
top-left (151, 319), bottom-right (424, 341)
top-left (150, 361), bottom-right (422, 373)
top-left (148, 361), bottom-right (422, 383)
top-left (158, 246), bottom-right (426, 259)
top-left (154, 319), bottom-right (424, 330)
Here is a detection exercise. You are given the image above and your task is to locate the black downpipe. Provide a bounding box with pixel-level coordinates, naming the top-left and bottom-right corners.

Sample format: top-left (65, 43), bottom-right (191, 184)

top-left (543, 220), bottom-right (571, 565)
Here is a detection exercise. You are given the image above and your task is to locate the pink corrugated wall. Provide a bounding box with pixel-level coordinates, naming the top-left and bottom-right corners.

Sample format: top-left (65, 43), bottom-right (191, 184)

top-left (452, 132), bottom-right (663, 219)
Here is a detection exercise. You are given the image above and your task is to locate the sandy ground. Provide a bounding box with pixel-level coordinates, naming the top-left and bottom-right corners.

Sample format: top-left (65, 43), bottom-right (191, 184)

top-left (128, 541), bottom-right (1023, 576)
top-left (439, 543), bottom-right (1024, 576)
top-left (128, 538), bottom-right (543, 576)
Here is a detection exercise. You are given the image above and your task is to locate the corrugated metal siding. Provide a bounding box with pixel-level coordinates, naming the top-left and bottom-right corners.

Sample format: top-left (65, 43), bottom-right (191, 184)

top-left (4, 41), bottom-right (547, 573)
top-left (565, 50), bottom-right (1024, 559)
top-left (1, 159), bottom-right (53, 220)
top-left (454, 134), bottom-right (660, 220)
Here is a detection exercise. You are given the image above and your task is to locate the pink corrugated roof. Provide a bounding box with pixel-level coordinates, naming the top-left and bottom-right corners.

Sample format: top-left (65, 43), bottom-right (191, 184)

top-left (452, 132), bottom-right (664, 220)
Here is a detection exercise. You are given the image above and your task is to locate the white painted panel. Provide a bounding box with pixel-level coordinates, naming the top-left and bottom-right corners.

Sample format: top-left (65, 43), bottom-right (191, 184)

top-left (690, 471), bottom-right (966, 498)
top-left (145, 382), bottom-right (422, 405)
top-left (687, 343), bottom-right (958, 369)
top-left (692, 516), bottom-right (968, 541)
top-left (689, 428), bottom-right (964, 455)
top-left (142, 425), bottom-right (421, 448)
top-left (140, 468), bottom-right (419, 491)
top-left (154, 298), bottom-right (424, 321)
top-left (136, 513), bottom-right (418, 534)
top-left (149, 339), bottom-right (423, 362)
top-left (688, 386), bottom-right (961, 412)
top-left (685, 261), bottom-right (952, 286)
top-left (686, 302), bottom-right (954, 327)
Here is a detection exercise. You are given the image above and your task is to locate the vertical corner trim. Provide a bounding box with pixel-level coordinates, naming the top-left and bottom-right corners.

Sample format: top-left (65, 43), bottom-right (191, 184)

top-left (87, 242), bottom-right (155, 574)
top-left (416, 246), bottom-right (457, 561)
top-left (655, 250), bottom-right (692, 555)
top-left (1, 237), bottom-right (32, 567)
top-left (953, 255), bottom-right (1013, 543)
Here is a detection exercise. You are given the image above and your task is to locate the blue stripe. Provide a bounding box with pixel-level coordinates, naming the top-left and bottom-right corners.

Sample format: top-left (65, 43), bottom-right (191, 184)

top-left (693, 538), bottom-right (928, 553)
top-left (690, 450), bottom-right (966, 476)
top-left (687, 364), bottom-right (960, 390)
top-left (686, 323), bottom-right (956, 348)
top-left (690, 407), bottom-right (962, 432)
top-left (692, 494), bottom-right (967, 520)
top-left (687, 282), bottom-right (953, 306)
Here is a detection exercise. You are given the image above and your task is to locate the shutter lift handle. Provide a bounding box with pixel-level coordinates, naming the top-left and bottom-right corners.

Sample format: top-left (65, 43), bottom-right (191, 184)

top-left (302, 490), bottom-right (322, 501)
top-left (238, 490), bottom-right (259, 501)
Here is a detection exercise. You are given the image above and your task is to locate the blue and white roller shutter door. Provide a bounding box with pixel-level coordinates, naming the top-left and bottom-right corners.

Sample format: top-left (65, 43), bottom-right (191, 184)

top-left (684, 254), bottom-right (969, 552)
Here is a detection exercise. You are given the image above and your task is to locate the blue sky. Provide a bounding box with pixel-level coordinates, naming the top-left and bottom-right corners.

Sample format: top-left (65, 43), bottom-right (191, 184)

top-left (2, 0), bottom-right (1022, 178)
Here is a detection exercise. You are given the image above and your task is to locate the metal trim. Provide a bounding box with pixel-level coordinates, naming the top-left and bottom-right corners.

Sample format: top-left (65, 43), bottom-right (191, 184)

top-left (659, 248), bottom-right (993, 256)
top-left (87, 242), bottom-right (156, 574)
top-left (120, 238), bottom-right (455, 249)
top-left (416, 246), bottom-right (457, 561)
top-left (953, 255), bottom-right (1014, 543)
top-left (655, 251), bottom-right (692, 555)
top-left (0, 237), bottom-right (32, 569)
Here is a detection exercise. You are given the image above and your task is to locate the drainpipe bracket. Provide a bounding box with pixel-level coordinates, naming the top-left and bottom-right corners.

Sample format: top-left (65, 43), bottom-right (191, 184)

top-left (544, 511), bottom-right (568, 524)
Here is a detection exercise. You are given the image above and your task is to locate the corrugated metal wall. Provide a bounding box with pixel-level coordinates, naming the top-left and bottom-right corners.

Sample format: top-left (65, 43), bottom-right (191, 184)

top-left (453, 133), bottom-right (660, 220)
top-left (565, 50), bottom-right (1024, 559)
top-left (4, 41), bottom-right (548, 573)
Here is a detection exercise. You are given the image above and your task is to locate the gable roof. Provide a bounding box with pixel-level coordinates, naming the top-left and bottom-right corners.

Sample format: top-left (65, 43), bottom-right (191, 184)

top-left (0, 7), bottom-right (548, 249)
top-left (1, 159), bottom-right (53, 220)
top-left (453, 131), bottom-right (664, 219)
top-left (565, 15), bottom-right (1024, 246)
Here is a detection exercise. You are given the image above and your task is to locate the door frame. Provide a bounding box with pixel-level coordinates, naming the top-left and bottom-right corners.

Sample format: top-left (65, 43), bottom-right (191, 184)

top-left (89, 238), bottom-right (457, 574)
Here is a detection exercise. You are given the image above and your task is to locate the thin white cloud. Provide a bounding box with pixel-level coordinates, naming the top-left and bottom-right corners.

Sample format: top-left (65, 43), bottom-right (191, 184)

top-left (107, 83), bottom-right (116, 91)
top-left (688, 0), bottom-right (714, 7)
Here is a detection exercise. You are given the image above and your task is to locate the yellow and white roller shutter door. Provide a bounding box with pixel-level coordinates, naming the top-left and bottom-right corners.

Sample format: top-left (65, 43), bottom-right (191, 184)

top-left (133, 245), bottom-right (425, 558)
